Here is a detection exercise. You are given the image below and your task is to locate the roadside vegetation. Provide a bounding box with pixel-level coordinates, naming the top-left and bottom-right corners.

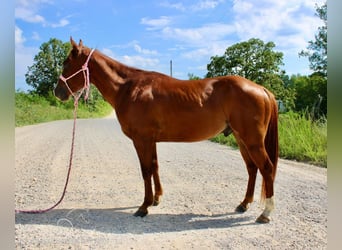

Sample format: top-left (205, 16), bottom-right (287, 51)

top-left (15, 89), bottom-right (112, 127)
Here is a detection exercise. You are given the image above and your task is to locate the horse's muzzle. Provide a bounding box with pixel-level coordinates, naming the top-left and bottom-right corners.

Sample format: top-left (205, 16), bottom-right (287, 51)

top-left (54, 83), bottom-right (70, 101)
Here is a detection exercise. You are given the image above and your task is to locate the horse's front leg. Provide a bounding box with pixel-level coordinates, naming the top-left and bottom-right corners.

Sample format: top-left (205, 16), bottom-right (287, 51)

top-left (133, 139), bottom-right (159, 217)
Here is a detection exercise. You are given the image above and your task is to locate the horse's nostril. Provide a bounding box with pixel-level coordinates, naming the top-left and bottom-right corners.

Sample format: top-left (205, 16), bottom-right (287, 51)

top-left (54, 86), bottom-right (69, 101)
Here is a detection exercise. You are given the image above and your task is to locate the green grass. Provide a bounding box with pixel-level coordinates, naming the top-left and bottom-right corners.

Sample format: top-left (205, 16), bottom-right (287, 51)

top-left (211, 112), bottom-right (327, 167)
top-left (211, 133), bottom-right (239, 149)
top-left (15, 92), bottom-right (112, 127)
top-left (278, 112), bottom-right (327, 167)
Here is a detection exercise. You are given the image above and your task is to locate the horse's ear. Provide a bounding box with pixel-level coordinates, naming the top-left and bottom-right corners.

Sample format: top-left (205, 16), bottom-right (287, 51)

top-left (79, 39), bottom-right (83, 47)
top-left (70, 37), bottom-right (81, 56)
top-left (70, 37), bottom-right (78, 49)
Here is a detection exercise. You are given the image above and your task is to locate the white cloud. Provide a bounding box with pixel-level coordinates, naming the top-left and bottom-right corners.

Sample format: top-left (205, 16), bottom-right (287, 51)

top-left (133, 44), bottom-right (158, 55)
top-left (15, 0), bottom-right (53, 23)
top-left (16, 0), bottom-right (54, 6)
top-left (50, 18), bottom-right (70, 28)
top-left (232, 0), bottom-right (253, 13)
top-left (107, 41), bottom-right (159, 56)
top-left (140, 16), bottom-right (172, 30)
top-left (15, 26), bottom-right (38, 85)
top-left (121, 55), bottom-right (160, 68)
top-left (142, 20), bottom-right (234, 63)
top-left (191, 0), bottom-right (224, 11)
top-left (15, 49), bottom-right (35, 77)
top-left (101, 48), bottom-right (116, 59)
top-left (182, 41), bottom-right (229, 61)
top-left (15, 7), bottom-right (46, 23)
top-left (15, 0), bottom-right (70, 28)
top-left (15, 26), bottom-right (26, 46)
top-left (101, 47), bottom-right (159, 70)
top-left (159, 1), bottom-right (186, 11)
top-left (160, 0), bottom-right (224, 12)
top-left (161, 23), bottom-right (235, 46)
top-left (232, 0), bottom-right (325, 53)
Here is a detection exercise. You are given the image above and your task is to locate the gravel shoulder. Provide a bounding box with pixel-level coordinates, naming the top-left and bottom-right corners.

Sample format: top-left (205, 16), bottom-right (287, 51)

top-left (15, 113), bottom-right (327, 249)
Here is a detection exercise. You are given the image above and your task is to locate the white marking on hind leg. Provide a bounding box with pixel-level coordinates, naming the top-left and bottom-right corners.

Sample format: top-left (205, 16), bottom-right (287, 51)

top-left (262, 196), bottom-right (275, 218)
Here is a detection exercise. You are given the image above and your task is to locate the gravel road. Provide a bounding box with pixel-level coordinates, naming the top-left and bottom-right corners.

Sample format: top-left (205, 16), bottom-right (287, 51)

top-left (15, 113), bottom-right (327, 249)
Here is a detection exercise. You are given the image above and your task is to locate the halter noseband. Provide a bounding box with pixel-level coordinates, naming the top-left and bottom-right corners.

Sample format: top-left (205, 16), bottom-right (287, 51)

top-left (59, 48), bottom-right (95, 104)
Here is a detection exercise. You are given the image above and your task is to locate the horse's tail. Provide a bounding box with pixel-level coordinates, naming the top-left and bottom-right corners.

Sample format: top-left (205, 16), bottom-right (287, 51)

top-left (261, 90), bottom-right (279, 202)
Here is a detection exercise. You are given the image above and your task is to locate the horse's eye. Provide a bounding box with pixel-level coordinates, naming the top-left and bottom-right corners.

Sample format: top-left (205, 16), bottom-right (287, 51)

top-left (63, 60), bottom-right (69, 69)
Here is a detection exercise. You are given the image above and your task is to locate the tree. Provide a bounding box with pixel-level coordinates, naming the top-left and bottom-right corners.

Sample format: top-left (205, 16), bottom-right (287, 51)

top-left (206, 38), bottom-right (294, 110)
top-left (299, 2), bottom-right (327, 77)
top-left (297, 2), bottom-right (327, 118)
top-left (25, 38), bottom-right (71, 96)
top-left (290, 74), bottom-right (327, 118)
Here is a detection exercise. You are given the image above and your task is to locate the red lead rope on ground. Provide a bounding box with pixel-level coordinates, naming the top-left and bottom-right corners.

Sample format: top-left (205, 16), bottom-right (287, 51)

top-left (15, 49), bottom-right (94, 214)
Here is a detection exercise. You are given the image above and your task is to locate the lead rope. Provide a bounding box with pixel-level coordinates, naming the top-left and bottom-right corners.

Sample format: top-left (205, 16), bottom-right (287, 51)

top-left (15, 49), bottom-right (95, 214)
top-left (15, 102), bottom-right (78, 214)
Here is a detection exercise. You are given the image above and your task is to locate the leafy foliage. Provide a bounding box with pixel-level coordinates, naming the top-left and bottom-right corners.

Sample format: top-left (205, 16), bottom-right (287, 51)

top-left (206, 38), bottom-right (295, 110)
top-left (297, 2), bottom-right (327, 119)
top-left (25, 38), bottom-right (71, 97)
top-left (207, 38), bottom-right (283, 81)
top-left (290, 74), bottom-right (327, 118)
top-left (299, 2), bottom-right (327, 77)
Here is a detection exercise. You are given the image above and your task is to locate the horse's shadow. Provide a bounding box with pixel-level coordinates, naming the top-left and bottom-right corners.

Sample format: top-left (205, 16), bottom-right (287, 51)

top-left (15, 206), bottom-right (256, 234)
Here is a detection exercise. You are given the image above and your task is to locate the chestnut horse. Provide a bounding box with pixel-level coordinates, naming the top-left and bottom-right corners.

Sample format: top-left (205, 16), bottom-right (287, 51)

top-left (54, 38), bottom-right (278, 223)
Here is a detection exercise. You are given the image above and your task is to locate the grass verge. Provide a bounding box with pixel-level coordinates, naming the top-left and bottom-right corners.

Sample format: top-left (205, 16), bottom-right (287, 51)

top-left (15, 92), bottom-right (112, 127)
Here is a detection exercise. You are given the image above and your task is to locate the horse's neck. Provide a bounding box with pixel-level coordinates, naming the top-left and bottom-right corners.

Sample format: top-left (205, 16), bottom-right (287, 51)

top-left (90, 52), bottom-right (132, 108)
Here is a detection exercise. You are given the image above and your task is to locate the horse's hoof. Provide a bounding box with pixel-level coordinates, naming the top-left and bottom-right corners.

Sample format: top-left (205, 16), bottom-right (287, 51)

top-left (134, 210), bottom-right (148, 217)
top-left (235, 203), bottom-right (248, 213)
top-left (153, 199), bottom-right (160, 206)
top-left (256, 214), bottom-right (270, 224)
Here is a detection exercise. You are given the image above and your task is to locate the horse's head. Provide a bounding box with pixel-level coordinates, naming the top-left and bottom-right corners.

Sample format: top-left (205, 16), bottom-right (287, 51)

top-left (54, 37), bottom-right (93, 101)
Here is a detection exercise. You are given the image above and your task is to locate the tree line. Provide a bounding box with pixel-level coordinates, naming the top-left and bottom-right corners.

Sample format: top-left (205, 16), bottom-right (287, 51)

top-left (24, 3), bottom-right (326, 119)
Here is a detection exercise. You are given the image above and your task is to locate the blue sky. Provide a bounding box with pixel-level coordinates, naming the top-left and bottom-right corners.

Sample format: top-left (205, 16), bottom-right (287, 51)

top-left (15, 0), bottom-right (324, 91)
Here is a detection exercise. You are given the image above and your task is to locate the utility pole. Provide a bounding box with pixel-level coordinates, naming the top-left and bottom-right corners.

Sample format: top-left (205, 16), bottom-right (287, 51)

top-left (170, 60), bottom-right (173, 77)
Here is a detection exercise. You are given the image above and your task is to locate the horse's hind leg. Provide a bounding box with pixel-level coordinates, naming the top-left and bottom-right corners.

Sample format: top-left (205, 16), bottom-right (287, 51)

top-left (246, 144), bottom-right (275, 223)
top-left (235, 139), bottom-right (258, 213)
top-left (152, 147), bottom-right (163, 206)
